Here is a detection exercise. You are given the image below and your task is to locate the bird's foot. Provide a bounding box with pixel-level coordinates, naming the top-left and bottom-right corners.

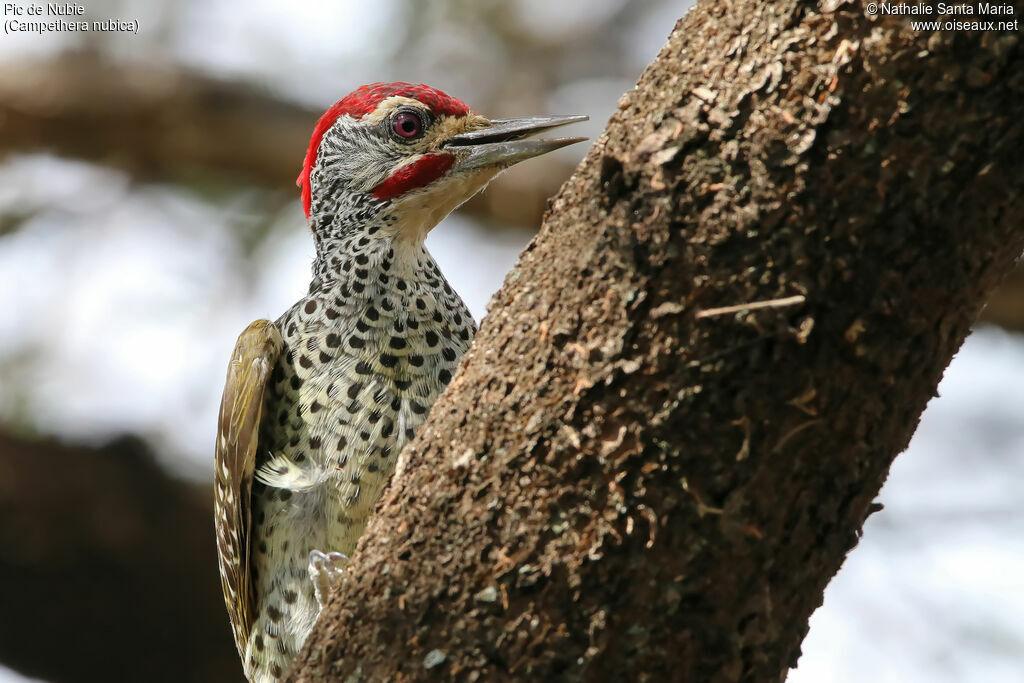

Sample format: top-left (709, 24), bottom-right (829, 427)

top-left (308, 549), bottom-right (349, 611)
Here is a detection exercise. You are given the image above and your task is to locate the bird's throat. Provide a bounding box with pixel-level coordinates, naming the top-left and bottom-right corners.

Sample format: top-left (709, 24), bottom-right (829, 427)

top-left (386, 166), bottom-right (500, 245)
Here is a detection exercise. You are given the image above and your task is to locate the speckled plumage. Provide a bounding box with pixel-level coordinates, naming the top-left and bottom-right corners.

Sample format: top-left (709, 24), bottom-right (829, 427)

top-left (214, 82), bottom-right (585, 683)
top-left (246, 229), bottom-right (474, 680)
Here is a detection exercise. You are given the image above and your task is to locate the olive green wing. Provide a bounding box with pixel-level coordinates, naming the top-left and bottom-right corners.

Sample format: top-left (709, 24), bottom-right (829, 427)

top-left (214, 319), bottom-right (282, 660)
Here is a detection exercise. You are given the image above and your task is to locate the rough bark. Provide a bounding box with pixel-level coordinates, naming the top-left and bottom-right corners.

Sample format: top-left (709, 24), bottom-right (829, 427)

top-left (0, 433), bottom-right (243, 683)
top-left (291, 2), bottom-right (1024, 682)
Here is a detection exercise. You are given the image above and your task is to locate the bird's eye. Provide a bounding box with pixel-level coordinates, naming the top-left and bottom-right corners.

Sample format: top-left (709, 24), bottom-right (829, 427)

top-left (392, 112), bottom-right (424, 139)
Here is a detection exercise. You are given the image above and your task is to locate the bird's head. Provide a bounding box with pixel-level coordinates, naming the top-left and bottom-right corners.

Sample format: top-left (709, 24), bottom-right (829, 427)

top-left (297, 82), bottom-right (587, 244)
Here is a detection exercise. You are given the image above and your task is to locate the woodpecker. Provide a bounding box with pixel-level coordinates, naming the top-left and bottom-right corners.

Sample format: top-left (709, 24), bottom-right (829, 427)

top-left (213, 82), bottom-right (586, 682)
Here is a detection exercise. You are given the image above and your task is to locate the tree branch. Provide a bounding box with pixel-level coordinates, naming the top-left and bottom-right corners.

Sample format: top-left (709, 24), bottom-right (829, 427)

top-left (0, 52), bottom-right (576, 229)
top-left (290, 2), bottom-right (1024, 680)
top-left (0, 52), bottom-right (309, 189)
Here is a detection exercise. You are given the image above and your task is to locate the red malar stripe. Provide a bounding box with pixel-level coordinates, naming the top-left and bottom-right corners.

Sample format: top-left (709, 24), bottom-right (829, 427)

top-left (371, 154), bottom-right (455, 201)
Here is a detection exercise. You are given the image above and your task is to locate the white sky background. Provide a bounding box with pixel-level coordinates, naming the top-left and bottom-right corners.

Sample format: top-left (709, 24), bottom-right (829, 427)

top-left (0, 1), bottom-right (1022, 681)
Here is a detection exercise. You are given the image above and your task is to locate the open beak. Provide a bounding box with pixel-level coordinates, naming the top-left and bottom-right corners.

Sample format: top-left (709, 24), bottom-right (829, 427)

top-left (444, 114), bottom-right (589, 171)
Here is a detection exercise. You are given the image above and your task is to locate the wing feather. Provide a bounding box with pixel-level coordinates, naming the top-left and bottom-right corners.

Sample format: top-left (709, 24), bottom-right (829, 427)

top-left (214, 319), bottom-right (282, 659)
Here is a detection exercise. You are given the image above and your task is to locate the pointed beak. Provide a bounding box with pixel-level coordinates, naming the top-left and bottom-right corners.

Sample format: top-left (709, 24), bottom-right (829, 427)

top-left (444, 114), bottom-right (589, 172)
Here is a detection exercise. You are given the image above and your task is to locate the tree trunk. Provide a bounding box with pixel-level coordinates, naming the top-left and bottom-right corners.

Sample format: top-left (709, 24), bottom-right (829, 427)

top-left (291, 2), bottom-right (1024, 681)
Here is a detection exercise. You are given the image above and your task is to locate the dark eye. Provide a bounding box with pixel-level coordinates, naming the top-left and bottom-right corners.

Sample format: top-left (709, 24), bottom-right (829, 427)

top-left (392, 112), bottom-right (424, 139)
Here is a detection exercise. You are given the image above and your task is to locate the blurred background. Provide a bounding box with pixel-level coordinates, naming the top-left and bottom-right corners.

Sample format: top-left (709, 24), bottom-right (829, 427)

top-left (0, 1), bottom-right (1021, 681)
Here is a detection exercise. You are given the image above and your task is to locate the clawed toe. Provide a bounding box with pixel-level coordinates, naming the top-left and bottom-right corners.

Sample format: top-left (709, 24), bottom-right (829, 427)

top-left (308, 549), bottom-right (349, 610)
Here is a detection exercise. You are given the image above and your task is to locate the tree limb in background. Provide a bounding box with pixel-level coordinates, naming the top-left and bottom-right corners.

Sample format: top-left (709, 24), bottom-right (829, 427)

top-left (0, 52), bottom-right (308, 188)
top-left (0, 433), bottom-right (243, 683)
top-left (291, 2), bottom-right (1024, 681)
top-left (0, 52), bottom-right (576, 230)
